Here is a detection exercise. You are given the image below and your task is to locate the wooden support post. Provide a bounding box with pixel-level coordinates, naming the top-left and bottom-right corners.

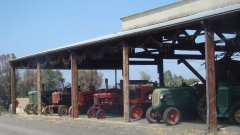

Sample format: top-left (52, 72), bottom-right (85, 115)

top-left (37, 63), bottom-right (42, 115)
top-left (123, 45), bottom-right (130, 122)
top-left (115, 69), bottom-right (117, 88)
top-left (205, 28), bottom-right (217, 134)
top-left (157, 58), bottom-right (164, 86)
top-left (10, 65), bottom-right (16, 114)
top-left (71, 54), bottom-right (79, 118)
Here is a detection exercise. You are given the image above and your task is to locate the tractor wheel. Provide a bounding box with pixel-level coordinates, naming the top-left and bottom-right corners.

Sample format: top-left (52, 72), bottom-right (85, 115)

top-left (33, 104), bottom-right (45, 115)
top-left (163, 107), bottom-right (181, 125)
top-left (68, 106), bottom-right (73, 117)
top-left (44, 106), bottom-right (53, 115)
top-left (130, 105), bottom-right (144, 119)
top-left (58, 105), bottom-right (68, 116)
top-left (24, 103), bottom-right (34, 114)
top-left (197, 96), bottom-right (207, 122)
top-left (229, 105), bottom-right (240, 125)
top-left (146, 107), bottom-right (161, 123)
top-left (87, 108), bottom-right (96, 118)
top-left (96, 109), bottom-right (106, 119)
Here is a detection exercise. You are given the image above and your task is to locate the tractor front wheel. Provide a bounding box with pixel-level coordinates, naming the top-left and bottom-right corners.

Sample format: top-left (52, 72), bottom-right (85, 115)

top-left (44, 106), bottom-right (53, 115)
top-left (96, 109), bottom-right (106, 119)
top-left (163, 107), bottom-right (181, 125)
top-left (58, 105), bottom-right (68, 116)
top-left (146, 107), bottom-right (161, 123)
top-left (24, 103), bottom-right (34, 114)
top-left (130, 105), bottom-right (144, 119)
top-left (230, 105), bottom-right (240, 125)
top-left (87, 108), bottom-right (96, 118)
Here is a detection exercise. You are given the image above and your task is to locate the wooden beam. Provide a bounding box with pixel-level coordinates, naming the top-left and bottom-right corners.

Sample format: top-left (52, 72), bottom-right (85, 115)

top-left (205, 28), bottom-right (217, 134)
top-left (37, 63), bottom-right (42, 115)
top-left (123, 45), bottom-right (130, 122)
top-left (10, 65), bottom-right (16, 114)
top-left (178, 59), bottom-right (206, 84)
top-left (71, 54), bottom-right (79, 118)
top-left (157, 58), bottom-right (164, 86)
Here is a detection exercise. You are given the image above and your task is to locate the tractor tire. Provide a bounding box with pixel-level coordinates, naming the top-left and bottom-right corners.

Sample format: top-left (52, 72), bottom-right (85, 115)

top-left (24, 103), bottom-right (34, 114)
top-left (163, 107), bottom-right (181, 125)
top-left (44, 106), bottom-right (53, 115)
top-left (68, 106), bottom-right (73, 117)
top-left (146, 107), bottom-right (161, 123)
top-left (33, 104), bottom-right (45, 115)
top-left (87, 108), bottom-right (96, 118)
top-left (197, 96), bottom-right (207, 122)
top-left (229, 104), bottom-right (240, 125)
top-left (58, 105), bottom-right (68, 116)
top-left (96, 109), bottom-right (106, 119)
top-left (130, 105), bottom-right (144, 119)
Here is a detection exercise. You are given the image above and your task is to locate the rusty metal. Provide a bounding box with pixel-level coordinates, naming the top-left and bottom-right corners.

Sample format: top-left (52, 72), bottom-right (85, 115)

top-left (71, 54), bottom-right (79, 118)
top-left (205, 28), bottom-right (217, 134)
top-left (123, 45), bottom-right (130, 122)
top-left (10, 65), bottom-right (16, 114)
top-left (37, 63), bottom-right (42, 115)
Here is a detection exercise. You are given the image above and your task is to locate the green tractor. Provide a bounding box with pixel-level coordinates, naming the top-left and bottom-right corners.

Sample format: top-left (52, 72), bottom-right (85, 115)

top-left (198, 84), bottom-right (240, 124)
top-left (24, 90), bottom-right (53, 114)
top-left (146, 58), bottom-right (240, 125)
top-left (146, 85), bottom-right (203, 125)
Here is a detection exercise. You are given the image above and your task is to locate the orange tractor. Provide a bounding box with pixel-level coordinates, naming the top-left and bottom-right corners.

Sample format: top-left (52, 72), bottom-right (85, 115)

top-left (128, 80), bottom-right (156, 119)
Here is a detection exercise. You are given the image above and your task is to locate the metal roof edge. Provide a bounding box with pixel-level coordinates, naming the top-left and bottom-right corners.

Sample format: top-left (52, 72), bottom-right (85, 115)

top-left (10, 4), bottom-right (240, 63)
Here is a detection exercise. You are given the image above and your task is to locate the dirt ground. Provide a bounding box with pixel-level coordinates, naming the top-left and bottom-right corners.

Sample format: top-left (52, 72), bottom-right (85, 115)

top-left (0, 113), bottom-right (239, 135)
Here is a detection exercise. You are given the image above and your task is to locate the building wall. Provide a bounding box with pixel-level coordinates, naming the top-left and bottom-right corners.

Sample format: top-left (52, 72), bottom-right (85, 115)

top-left (121, 0), bottom-right (240, 31)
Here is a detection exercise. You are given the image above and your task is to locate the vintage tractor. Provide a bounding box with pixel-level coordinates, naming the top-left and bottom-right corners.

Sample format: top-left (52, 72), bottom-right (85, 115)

top-left (87, 88), bottom-right (123, 119)
top-left (44, 86), bottom-right (71, 116)
top-left (68, 91), bottom-right (95, 117)
top-left (146, 85), bottom-right (201, 125)
top-left (128, 80), bottom-right (156, 119)
top-left (197, 59), bottom-right (240, 124)
top-left (24, 89), bottom-right (53, 114)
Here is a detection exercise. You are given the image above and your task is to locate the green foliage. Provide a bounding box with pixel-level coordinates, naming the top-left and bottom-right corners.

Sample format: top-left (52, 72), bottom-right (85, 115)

top-left (78, 70), bottom-right (103, 91)
top-left (164, 70), bottom-right (199, 87)
top-left (139, 71), bottom-right (151, 81)
top-left (0, 54), bottom-right (18, 109)
top-left (41, 69), bottom-right (63, 90)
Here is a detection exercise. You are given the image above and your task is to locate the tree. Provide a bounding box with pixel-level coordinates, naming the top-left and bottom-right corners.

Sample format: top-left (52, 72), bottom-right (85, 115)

top-left (139, 71), bottom-right (151, 81)
top-left (0, 54), bottom-right (18, 109)
top-left (17, 69), bottom-right (36, 97)
top-left (41, 69), bottom-right (63, 90)
top-left (78, 70), bottom-right (103, 91)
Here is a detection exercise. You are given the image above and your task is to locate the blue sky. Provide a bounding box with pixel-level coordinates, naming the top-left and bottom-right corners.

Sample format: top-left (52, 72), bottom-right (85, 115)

top-left (0, 0), bottom-right (205, 86)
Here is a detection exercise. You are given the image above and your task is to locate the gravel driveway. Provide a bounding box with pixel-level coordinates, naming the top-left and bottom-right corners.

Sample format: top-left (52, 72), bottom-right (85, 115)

top-left (0, 114), bottom-right (239, 135)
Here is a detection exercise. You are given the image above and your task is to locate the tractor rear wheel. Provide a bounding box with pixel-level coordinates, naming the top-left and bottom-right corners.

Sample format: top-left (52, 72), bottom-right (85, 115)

top-left (146, 107), bottom-right (161, 123)
top-left (130, 105), bottom-right (144, 119)
top-left (24, 103), bottom-right (34, 114)
top-left (33, 104), bottom-right (45, 115)
top-left (230, 105), bottom-right (240, 125)
top-left (96, 109), bottom-right (106, 119)
top-left (87, 108), bottom-right (96, 118)
top-left (44, 106), bottom-right (53, 115)
top-left (58, 105), bottom-right (68, 116)
top-left (163, 107), bottom-right (181, 125)
top-left (197, 96), bottom-right (207, 122)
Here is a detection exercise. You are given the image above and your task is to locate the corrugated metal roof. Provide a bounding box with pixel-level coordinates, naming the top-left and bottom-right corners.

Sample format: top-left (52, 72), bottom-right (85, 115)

top-left (10, 4), bottom-right (240, 63)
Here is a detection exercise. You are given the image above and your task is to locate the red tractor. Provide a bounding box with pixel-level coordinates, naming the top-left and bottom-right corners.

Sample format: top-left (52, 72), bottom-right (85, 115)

top-left (68, 91), bottom-right (95, 117)
top-left (43, 87), bottom-right (72, 116)
top-left (127, 80), bottom-right (156, 119)
top-left (87, 88), bottom-right (123, 119)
